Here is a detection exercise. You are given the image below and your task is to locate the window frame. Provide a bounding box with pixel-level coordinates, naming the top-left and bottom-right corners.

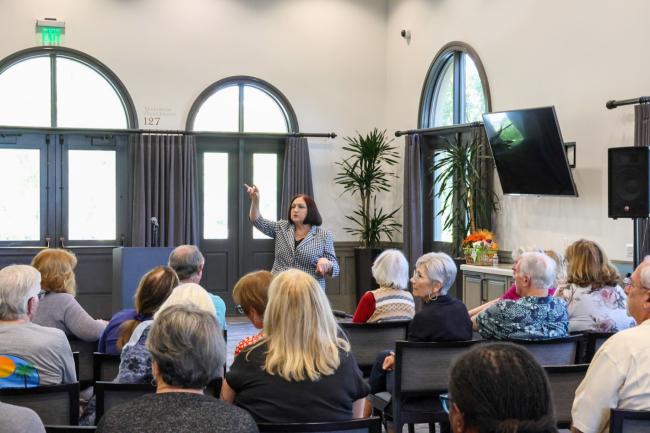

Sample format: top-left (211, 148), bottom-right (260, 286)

top-left (0, 47), bottom-right (136, 247)
top-left (186, 75), bottom-right (299, 133)
top-left (0, 46), bottom-right (138, 129)
top-left (418, 42), bottom-right (492, 252)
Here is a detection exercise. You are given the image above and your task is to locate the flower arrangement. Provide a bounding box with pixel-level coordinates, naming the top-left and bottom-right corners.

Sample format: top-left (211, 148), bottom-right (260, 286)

top-left (463, 230), bottom-right (498, 266)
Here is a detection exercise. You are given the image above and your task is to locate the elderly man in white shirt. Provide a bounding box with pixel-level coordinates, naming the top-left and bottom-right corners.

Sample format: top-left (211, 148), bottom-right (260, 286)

top-left (571, 257), bottom-right (650, 433)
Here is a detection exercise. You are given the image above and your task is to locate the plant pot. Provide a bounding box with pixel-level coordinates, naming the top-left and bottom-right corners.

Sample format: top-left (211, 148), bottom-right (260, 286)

top-left (451, 256), bottom-right (466, 301)
top-left (354, 247), bottom-right (382, 302)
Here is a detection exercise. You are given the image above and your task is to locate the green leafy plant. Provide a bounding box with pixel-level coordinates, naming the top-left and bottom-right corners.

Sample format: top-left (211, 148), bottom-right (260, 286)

top-left (432, 127), bottom-right (499, 257)
top-left (335, 129), bottom-right (401, 248)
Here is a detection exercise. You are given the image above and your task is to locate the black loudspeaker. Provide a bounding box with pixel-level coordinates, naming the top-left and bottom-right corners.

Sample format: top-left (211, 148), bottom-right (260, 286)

top-left (608, 146), bottom-right (650, 219)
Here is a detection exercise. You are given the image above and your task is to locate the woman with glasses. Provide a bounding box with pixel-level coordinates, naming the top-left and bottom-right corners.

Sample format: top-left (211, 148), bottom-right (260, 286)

top-left (231, 270), bottom-right (273, 357)
top-left (554, 239), bottom-right (633, 333)
top-left (443, 342), bottom-right (557, 433)
top-left (366, 252), bottom-right (472, 418)
top-left (245, 184), bottom-right (339, 289)
top-left (31, 248), bottom-right (107, 342)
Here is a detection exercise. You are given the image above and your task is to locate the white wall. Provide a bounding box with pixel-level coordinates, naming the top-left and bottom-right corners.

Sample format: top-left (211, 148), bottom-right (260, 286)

top-left (3, 0), bottom-right (647, 259)
top-left (0, 0), bottom-right (390, 241)
top-left (385, 0), bottom-right (650, 260)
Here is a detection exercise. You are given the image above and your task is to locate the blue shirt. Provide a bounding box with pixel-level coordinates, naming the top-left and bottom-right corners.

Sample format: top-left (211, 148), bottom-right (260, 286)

top-left (97, 308), bottom-right (139, 355)
top-left (477, 296), bottom-right (569, 340)
top-left (208, 293), bottom-right (227, 331)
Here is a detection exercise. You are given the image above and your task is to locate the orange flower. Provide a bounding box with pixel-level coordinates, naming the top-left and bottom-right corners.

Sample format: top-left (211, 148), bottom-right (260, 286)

top-left (462, 230), bottom-right (498, 250)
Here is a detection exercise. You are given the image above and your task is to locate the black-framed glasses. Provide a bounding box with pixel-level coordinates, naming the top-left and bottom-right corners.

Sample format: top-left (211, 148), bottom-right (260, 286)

top-left (439, 393), bottom-right (453, 414)
top-left (37, 290), bottom-right (46, 300)
top-left (236, 304), bottom-right (245, 315)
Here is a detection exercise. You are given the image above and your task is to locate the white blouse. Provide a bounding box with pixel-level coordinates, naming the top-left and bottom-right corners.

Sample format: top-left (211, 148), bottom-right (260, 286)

top-left (554, 283), bottom-right (635, 333)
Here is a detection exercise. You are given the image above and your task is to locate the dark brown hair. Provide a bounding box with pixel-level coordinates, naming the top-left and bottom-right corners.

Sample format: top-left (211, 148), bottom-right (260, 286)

top-left (287, 194), bottom-right (322, 226)
top-left (116, 266), bottom-right (179, 351)
top-left (449, 343), bottom-right (556, 433)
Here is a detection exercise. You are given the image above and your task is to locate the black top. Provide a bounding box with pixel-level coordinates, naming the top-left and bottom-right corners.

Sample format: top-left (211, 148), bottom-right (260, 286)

top-left (96, 392), bottom-right (258, 433)
top-left (226, 342), bottom-right (370, 423)
top-left (407, 295), bottom-right (473, 342)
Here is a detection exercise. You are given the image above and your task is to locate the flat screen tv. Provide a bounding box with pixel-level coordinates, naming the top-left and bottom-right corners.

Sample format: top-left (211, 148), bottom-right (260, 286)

top-left (482, 106), bottom-right (578, 196)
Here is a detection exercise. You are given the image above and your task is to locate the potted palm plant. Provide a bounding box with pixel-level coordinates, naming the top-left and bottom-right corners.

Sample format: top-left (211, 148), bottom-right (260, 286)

top-left (432, 126), bottom-right (499, 258)
top-left (335, 129), bottom-right (401, 301)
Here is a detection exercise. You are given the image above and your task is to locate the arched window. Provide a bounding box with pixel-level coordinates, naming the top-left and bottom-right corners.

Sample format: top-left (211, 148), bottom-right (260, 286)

top-left (0, 47), bottom-right (134, 246)
top-left (187, 76), bottom-right (297, 133)
top-left (0, 47), bottom-right (136, 128)
top-left (188, 77), bottom-right (298, 303)
top-left (419, 42), bottom-right (491, 244)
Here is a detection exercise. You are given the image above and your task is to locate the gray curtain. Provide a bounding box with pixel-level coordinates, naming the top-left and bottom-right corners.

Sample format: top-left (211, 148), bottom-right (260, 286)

top-left (634, 104), bottom-right (650, 265)
top-left (403, 134), bottom-right (423, 268)
top-left (130, 133), bottom-right (200, 247)
top-left (281, 137), bottom-right (314, 211)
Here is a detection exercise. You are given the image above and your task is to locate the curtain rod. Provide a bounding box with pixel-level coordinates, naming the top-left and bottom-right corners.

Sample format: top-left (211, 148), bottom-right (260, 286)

top-left (0, 125), bottom-right (336, 138)
top-left (395, 121), bottom-right (483, 137)
top-left (606, 96), bottom-right (650, 109)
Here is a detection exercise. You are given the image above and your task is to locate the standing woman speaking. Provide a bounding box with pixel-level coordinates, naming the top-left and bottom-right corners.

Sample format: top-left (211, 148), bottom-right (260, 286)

top-left (245, 184), bottom-right (339, 289)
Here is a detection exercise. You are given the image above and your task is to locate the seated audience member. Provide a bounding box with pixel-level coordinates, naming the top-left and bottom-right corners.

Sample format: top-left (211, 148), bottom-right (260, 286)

top-left (222, 269), bottom-right (369, 423)
top-left (368, 252), bottom-right (471, 400)
top-left (0, 265), bottom-right (76, 388)
top-left (468, 246), bottom-right (556, 319)
top-left (31, 248), bottom-right (107, 342)
top-left (445, 342), bottom-right (557, 433)
top-left (232, 270), bottom-right (273, 357)
top-left (474, 252), bottom-right (569, 340)
top-left (98, 266), bottom-right (179, 355)
top-left (81, 282), bottom-right (221, 425)
top-left (554, 239), bottom-right (633, 333)
top-left (115, 282), bottom-right (219, 384)
top-left (571, 258), bottom-right (650, 433)
top-left (168, 245), bottom-right (227, 330)
top-left (351, 249), bottom-right (415, 323)
top-left (97, 304), bottom-right (257, 433)
top-left (0, 401), bottom-right (45, 433)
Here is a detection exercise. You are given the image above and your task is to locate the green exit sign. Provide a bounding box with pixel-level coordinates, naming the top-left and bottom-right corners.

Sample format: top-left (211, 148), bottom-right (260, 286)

top-left (36, 18), bottom-right (65, 46)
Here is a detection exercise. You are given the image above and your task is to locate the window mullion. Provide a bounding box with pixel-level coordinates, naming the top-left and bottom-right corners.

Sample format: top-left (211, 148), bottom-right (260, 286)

top-left (453, 52), bottom-right (463, 125)
top-left (50, 54), bottom-right (57, 127)
top-left (238, 83), bottom-right (245, 133)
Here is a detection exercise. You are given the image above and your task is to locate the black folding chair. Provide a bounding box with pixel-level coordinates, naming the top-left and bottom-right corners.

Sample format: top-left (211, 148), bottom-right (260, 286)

top-left (509, 335), bottom-right (582, 365)
top-left (94, 381), bottom-right (156, 424)
top-left (0, 382), bottom-right (80, 425)
top-left (258, 417), bottom-right (382, 433)
top-left (610, 408), bottom-right (650, 433)
top-left (544, 364), bottom-right (589, 428)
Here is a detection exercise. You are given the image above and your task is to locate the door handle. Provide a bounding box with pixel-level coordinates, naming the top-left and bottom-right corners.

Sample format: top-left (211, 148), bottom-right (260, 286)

top-left (59, 237), bottom-right (66, 248)
top-left (45, 236), bottom-right (51, 248)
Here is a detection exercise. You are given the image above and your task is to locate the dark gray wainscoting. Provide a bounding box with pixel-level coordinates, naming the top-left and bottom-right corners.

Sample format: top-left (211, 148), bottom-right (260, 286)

top-left (0, 242), bottom-right (402, 319)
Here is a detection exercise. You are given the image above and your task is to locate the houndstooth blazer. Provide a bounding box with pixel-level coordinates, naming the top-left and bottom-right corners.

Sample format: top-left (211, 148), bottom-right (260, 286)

top-left (252, 216), bottom-right (340, 289)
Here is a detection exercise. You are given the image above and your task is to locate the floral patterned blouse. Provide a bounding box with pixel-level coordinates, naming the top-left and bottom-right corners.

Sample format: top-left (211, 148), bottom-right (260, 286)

top-left (554, 283), bottom-right (635, 333)
top-left (476, 296), bottom-right (569, 340)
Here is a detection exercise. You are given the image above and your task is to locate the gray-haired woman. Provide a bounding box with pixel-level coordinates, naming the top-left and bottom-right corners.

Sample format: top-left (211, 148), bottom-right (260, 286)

top-left (97, 304), bottom-right (258, 433)
top-left (351, 249), bottom-right (415, 323)
top-left (367, 252), bottom-right (472, 416)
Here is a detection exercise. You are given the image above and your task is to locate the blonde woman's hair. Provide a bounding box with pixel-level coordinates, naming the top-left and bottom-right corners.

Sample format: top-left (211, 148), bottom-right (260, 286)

top-left (564, 239), bottom-right (619, 289)
top-left (31, 249), bottom-right (77, 295)
top-left (155, 282), bottom-right (216, 319)
top-left (262, 269), bottom-right (349, 382)
top-left (544, 249), bottom-right (566, 286)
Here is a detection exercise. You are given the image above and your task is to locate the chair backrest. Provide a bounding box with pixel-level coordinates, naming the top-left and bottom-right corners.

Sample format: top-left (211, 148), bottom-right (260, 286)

top-left (509, 335), bottom-right (582, 365)
top-left (0, 382), bottom-right (79, 425)
top-left (94, 381), bottom-right (156, 424)
top-left (585, 331), bottom-right (616, 363)
top-left (610, 408), bottom-right (650, 433)
top-left (544, 364), bottom-right (589, 427)
top-left (68, 338), bottom-right (97, 386)
top-left (257, 416), bottom-right (382, 433)
top-left (339, 321), bottom-right (410, 374)
top-left (395, 340), bottom-right (478, 396)
top-left (92, 353), bottom-right (121, 383)
top-left (45, 426), bottom-right (97, 433)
